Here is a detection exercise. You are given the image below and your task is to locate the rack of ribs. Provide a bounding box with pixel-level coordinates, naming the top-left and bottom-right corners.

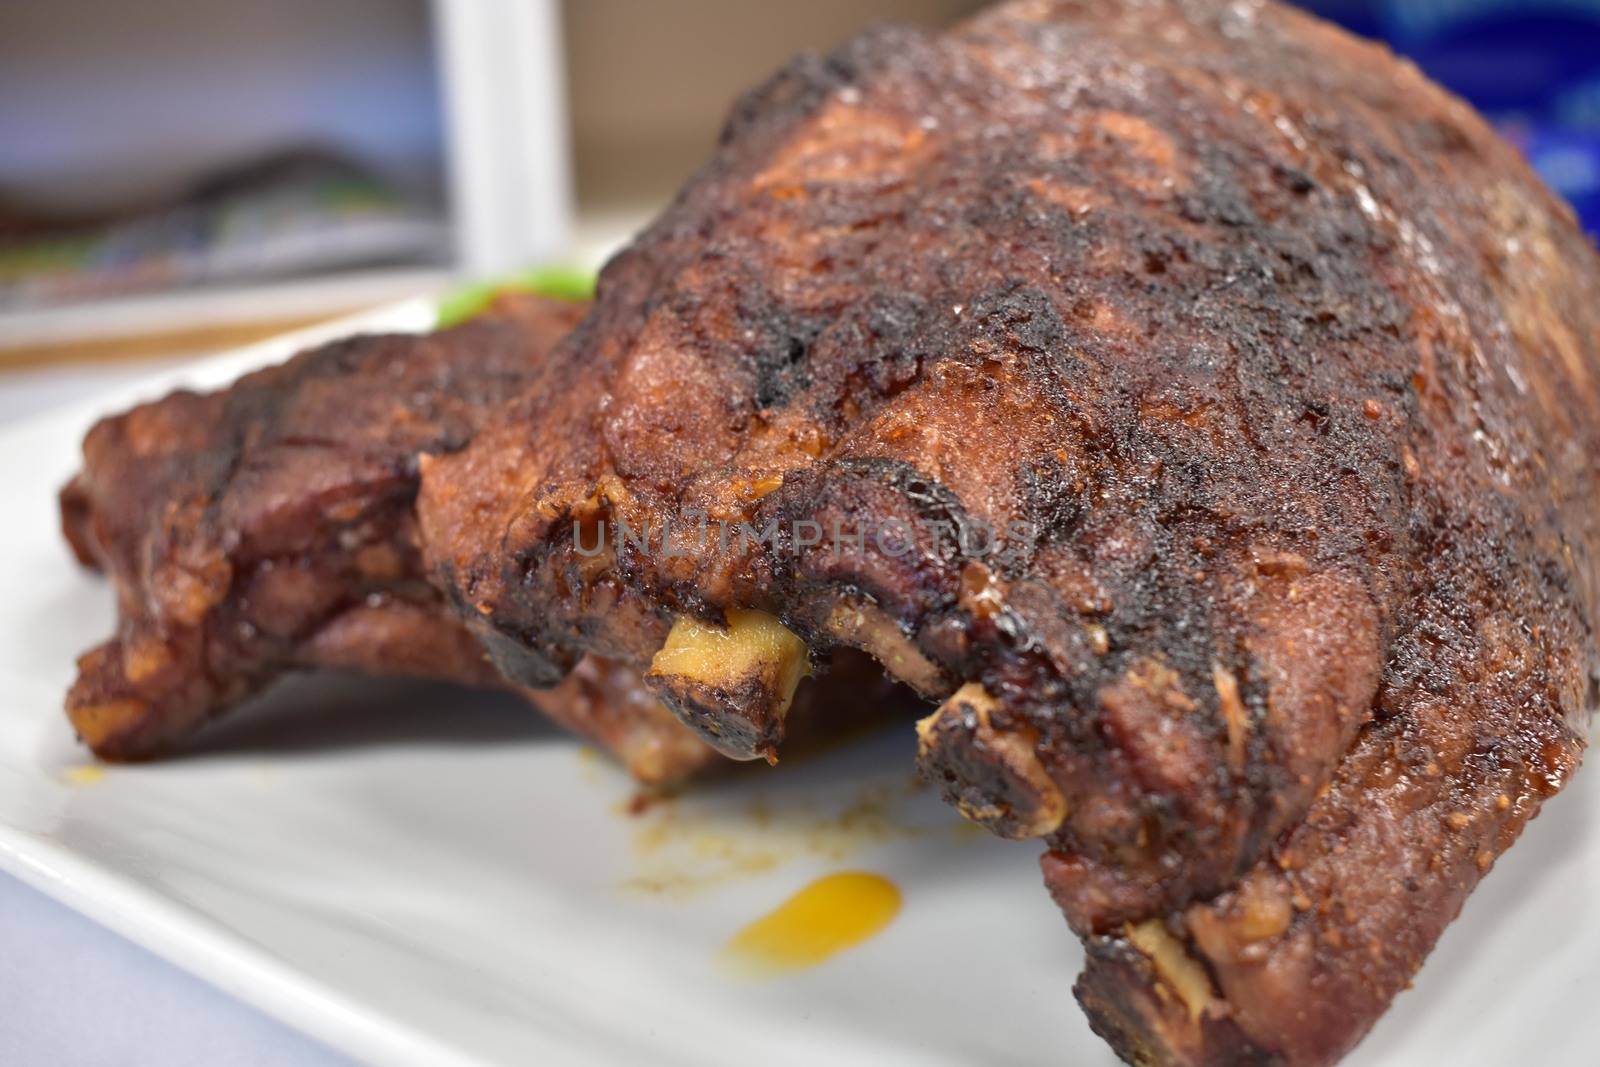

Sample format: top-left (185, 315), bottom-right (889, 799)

top-left (61, 294), bottom-right (716, 784)
top-left (417, 0), bottom-right (1600, 1061)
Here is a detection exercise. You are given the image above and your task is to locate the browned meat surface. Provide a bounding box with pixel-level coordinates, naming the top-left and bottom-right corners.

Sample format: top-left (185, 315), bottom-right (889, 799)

top-left (419, 0), bottom-right (1600, 1061)
top-left (61, 294), bottom-right (717, 784)
top-left (1072, 671), bottom-right (1581, 1066)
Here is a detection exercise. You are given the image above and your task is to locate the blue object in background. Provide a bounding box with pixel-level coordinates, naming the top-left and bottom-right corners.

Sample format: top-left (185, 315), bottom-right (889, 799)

top-left (1304, 0), bottom-right (1600, 234)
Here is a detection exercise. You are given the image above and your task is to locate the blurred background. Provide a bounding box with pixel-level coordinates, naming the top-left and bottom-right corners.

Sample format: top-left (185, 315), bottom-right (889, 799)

top-left (0, 0), bottom-right (1596, 369)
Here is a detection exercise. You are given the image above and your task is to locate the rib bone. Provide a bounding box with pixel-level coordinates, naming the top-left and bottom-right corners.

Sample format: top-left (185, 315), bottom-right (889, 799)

top-left (645, 609), bottom-right (810, 761)
top-left (916, 683), bottom-right (1067, 839)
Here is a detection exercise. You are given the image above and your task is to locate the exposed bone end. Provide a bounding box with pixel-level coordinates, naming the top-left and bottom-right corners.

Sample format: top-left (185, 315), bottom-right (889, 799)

top-left (645, 609), bottom-right (810, 761)
top-left (67, 697), bottom-right (149, 756)
top-left (66, 642), bottom-right (158, 758)
top-left (1076, 923), bottom-right (1256, 1067)
top-left (915, 682), bottom-right (1066, 839)
top-left (1124, 921), bottom-right (1219, 1024)
top-left (825, 600), bottom-right (954, 698)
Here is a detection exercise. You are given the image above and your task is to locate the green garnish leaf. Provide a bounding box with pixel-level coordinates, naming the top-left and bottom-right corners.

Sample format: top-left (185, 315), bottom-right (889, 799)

top-left (436, 265), bottom-right (597, 328)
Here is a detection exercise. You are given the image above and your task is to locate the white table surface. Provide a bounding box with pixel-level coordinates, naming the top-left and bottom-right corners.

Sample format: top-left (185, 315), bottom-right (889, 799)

top-left (0, 359), bottom-right (359, 1067)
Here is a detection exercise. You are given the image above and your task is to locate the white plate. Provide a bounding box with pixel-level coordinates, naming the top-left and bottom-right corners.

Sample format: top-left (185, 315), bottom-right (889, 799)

top-left (0, 303), bottom-right (1594, 1067)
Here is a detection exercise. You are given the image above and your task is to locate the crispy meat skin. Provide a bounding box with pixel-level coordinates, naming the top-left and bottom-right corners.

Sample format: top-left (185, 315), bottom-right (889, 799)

top-left (61, 295), bottom-right (716, 783)
top-left (422, 0), bottom-right (1600, 1061)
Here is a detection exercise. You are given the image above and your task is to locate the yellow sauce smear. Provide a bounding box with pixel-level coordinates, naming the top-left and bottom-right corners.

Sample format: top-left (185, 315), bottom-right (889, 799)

top-left (721, 871), bottom-right (901, 977)
top-left (65, 765), bottom-right (105, 786)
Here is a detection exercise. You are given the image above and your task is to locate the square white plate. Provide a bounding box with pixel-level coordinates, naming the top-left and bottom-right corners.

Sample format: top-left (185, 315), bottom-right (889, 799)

top-left (0, 302), bottom-right (1594, 1067)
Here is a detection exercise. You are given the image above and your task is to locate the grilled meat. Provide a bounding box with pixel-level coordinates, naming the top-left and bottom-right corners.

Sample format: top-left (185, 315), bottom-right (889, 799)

top-left (1072, 645), bottom-right (1581, 1066)
top-left (419, 0), bottom-right (1600, 1061)
top-left (61, 294), bottom-right (715, 783)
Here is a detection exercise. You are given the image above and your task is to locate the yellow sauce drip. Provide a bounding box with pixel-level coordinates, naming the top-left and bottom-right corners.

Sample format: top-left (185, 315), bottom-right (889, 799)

top-left (65, 765), bottom-right (105, 786)
top-left (721, 871), bottom-right (901, 976)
